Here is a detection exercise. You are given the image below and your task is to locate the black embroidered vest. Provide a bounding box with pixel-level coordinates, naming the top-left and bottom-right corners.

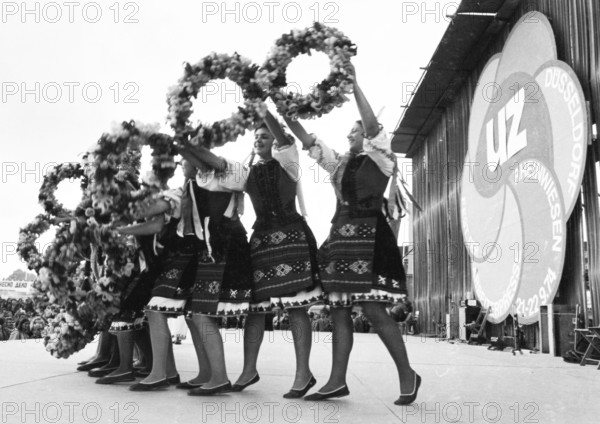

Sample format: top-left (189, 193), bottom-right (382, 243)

top-left (246, 159), bottom-right (302, 230)
top-left (333, 155), bottom-right (389, 220)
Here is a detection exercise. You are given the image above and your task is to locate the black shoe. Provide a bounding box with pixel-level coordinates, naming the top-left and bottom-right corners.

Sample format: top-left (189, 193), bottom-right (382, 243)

top-left (283, 376), bottom-right (317, 399)
top-left (175, 381), bottom-right (204, 390)
top-left (88, 367), bottom-right (118, 378)
top-left (77, 360), bottom-right (109, 372)
top-left (133, 369), bottom-right (151, 378)
top-left (394, 374), bottom-right (421, 405)
top-left (129, 379), bottom-right (170, 391)
top-left (188, 381), bottom-right (232, 396)
top-left (167, 374), bottom-right (181, 385)
top-left (304, 385), bottom-right (350, 401)
top-left (231, 374), bottom-right (260, 392)
top-left (95, 372), bottom-right (136, 385)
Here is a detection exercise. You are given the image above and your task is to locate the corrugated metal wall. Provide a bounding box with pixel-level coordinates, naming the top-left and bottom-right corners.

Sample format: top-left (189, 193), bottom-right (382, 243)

top-left (411, 0), bottom-right (600, 336)
top-left (583, 148), bottom-right (600, 325)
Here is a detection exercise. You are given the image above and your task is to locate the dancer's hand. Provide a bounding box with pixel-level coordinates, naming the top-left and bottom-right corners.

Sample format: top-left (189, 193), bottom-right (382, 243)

top-left (344, 61), bottom-right (356, 83)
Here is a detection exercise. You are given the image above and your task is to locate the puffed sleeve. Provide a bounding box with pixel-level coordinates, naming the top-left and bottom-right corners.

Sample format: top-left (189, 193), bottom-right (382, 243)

top-left (363, 128), bottom-right (395, 177)
top-left (272, 142), bottom-right (301, 181)
top-left (307, 137), bottom-right (342, 176)
top-left (196, 157), bottom-right (248, 192)
top-left (157, 187), bottom-right (182, 221)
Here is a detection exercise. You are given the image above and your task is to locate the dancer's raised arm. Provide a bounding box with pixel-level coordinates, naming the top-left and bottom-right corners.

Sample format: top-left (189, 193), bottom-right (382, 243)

top-left (283, 117), bottom-right (315, 150)
top-left (133, 198), bottom-right (171, 220)
top-left (181, 145), bottom-right (246, 192)
top-left (347, 62), bottom-right (379, 138)
top-left (117, 215), bottom-right (164, 236)
top-left (263, 110), bottom-right (292, 147)
top-left (180, 145), bottom-right (227, 173)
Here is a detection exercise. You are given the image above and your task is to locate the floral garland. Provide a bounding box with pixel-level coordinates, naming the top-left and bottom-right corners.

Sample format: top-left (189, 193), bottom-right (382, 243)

top-left (260, 22), bottom-right (357, 119)
top-left (90, 121), bottom-right (176, 217)
top-left (91, 121), bottom-right (145, 214)
top-left (49, 121), bottom-right (171, 341)
top-left (39, 163), bottom-right (88, 217)
top-left (84, 219), bottom-right (139, 329)
top-left (19, 177), bottom-right (95, 307)
top-left (17, 214), bottom-right (53, 272)
top-left (167, 52), bottom-right (268, 148)
top-left (44, 311), bottom-right (95, 358)
top-left (30, 185), bottom-right (136, 357)
top-left (35, 212), bottom-right (93, 306)
top-left (19, 176), bottom-right (96, 358)
top-left (19, 121), bottom-right (175, 357)
top-left (145, 132), bottom-right (178, 186)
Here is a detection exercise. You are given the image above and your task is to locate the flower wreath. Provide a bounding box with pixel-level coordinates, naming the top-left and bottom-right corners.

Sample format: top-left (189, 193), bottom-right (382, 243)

top-left (260, 22), bottom-right (357, 119)
top-left (17, 213), bottom-right (53, 272)
top-left (19, 172), bottom-right (96, 316)
top-left (35, 208), bottom-right (94, 306)
top-left (84, 219), bottom-right (139, 330)
top-left (21, 122), bottom-right (172, 357)
top-left (30, 182), bottom-right (140, 357)
top-left (91, 121), bottom-right (145, 215)
top-left (39, 163), bottom-right (88, 218)
top-left (44, 311), bottom-right (95, 359)
top-left (90, 120), bottom-right (178, 217)
top-left (145, 132), bottom-right (179, 186)
top-left (167, 52), bottom-right (268, 148)
top-left (34, 218), bottom-right (131, 358)
top-left (82, 121), bottom-right (176, 332)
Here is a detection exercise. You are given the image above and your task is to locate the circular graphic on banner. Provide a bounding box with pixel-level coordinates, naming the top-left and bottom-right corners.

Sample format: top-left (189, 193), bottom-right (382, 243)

top-left (510, 160), bottom-right (566, 324)
top-left (460, 11), bottom-right (587, 323)
top-left (535, 61), bottom-right (588, 213)
top-left (462, 174), bottom-right (523, 322)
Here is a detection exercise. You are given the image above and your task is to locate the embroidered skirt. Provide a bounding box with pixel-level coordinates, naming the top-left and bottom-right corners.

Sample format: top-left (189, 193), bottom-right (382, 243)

top-left (145, 236), bottom-right (199, 316)
top-left (213, 225), bottom-right (253, 315)
top-left (318, 208), bottom-right (407, 306)
top-left (248, 219), bottom-right (322, 312)
top-left (186, 224), bottom-right (253, 316)
top-left (147, 221), bottom-right (254, 316)
top-left (110, 264), bottom-right (161, 333)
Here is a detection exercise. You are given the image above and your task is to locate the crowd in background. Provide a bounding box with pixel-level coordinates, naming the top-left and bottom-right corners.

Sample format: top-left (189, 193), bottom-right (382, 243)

top-left (0, 297), bottom-right (58, 341)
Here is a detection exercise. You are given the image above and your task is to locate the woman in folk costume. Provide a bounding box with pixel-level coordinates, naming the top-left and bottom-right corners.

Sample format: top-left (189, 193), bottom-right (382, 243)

top-left (125, 160), bottom-right (252, 392)
top-left (181, 157), bottom-right (254, 395)
top-left (181, 111), bottom-right (322, 398)
top-left (92, 235), bottom-right (157, 384)
top-left (284, 63), bottom-right (420, 405)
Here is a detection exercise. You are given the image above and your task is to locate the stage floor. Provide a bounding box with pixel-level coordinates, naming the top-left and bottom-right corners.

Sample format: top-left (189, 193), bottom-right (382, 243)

top-left (1, 331), bottom-right (598, 423)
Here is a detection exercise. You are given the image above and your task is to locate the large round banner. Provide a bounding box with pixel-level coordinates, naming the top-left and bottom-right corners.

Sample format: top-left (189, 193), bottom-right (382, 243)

top-left (460, 11), bottom-right (587, 324)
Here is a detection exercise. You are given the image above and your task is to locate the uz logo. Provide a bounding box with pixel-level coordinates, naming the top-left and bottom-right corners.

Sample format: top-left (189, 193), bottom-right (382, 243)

top-left (486, 87), bottom-right (528, 171)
